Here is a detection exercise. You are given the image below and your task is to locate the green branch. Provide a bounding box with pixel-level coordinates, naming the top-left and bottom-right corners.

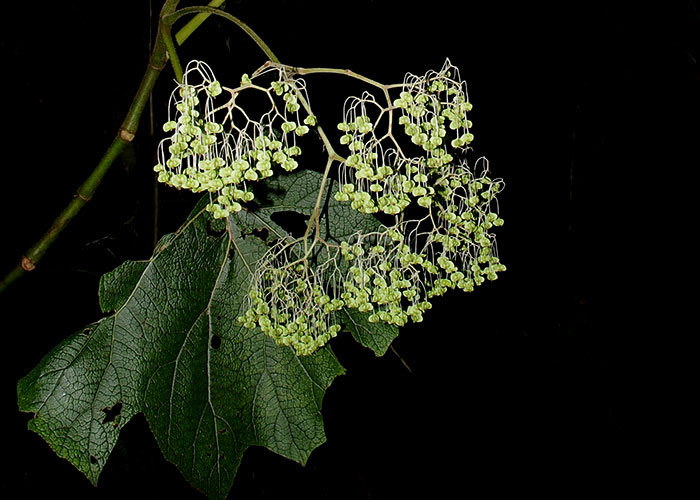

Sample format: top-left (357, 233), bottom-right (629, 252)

top-left (175, 0), bottom-right (226, 45)
top-left (0, 0), bottom-right (225, 294)
top-left (163, 6), bottom-right (280, 63)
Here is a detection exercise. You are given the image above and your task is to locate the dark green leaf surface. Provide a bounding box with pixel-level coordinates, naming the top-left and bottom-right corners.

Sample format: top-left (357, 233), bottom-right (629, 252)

top-left (17, 169), bottom-right (396, 499)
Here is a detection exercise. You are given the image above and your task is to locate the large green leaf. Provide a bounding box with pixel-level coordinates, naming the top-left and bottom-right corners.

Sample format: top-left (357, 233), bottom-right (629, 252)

top-left (17, 169), bottom-right (398, 500)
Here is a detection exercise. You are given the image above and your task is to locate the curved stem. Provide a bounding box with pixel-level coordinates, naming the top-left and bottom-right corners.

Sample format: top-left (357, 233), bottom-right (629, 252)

top-left (161, 0), bottom-right (231, 83)
top-left (175, 0), bottom-right (226, 45)
top-left (163, 6), bottom-right (280, 63)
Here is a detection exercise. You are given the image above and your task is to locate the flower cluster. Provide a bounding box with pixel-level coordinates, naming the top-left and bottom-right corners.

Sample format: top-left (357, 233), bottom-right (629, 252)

top-left (394, 60), bottom-right (474, 154)
top-left (327, 158), bottom-right (504, 330)
top-left (335, 92), bottom-right (415, 215)
top-left (334, 60), bottom-right (476, 216)
top-left (154, 61), bottom-right (316, 218)
top-left (149, 58), bottom-right (506, 356)
top-left (331, 61), bottom-right (505, 297)
top-left (356, 164), bottom-right (502, 311)
top-left (238, 238), bottom-right (345, 356)
top-left (241, 156), bottom-right (504, 356)
top-left (239, 61), bottom-right (505, 355)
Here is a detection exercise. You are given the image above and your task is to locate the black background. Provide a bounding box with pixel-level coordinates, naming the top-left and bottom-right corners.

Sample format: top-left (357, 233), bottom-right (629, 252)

top-left (0, 1), bottom-right (694, 498)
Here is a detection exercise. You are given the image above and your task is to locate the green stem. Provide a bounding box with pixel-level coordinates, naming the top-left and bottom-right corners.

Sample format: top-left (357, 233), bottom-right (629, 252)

top-left (165, 0), bottom-right (227, 80)
top-left (163, 6), bottom-right (280, 63)
top-left (175, 0), bottom-right (226, 45)
top-left (0, 1), bottom-right (283, 295)
top-left (21, 137), bottom-right (129, 267)
top-left (0, 0), bottom-right (186, 294)
top-left (162, 23), bottom-right (183, 82)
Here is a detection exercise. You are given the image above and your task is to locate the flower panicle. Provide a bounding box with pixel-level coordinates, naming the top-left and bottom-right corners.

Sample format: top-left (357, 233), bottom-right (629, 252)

top-left (156, 59), bottom-right (505, 356)
top-left (154, 60), bottom-right (316, 219)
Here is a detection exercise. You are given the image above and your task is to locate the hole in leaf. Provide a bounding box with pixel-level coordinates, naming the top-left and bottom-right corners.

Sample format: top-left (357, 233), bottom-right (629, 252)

top-left (210, 334), bottom-right (222, 350)
top-left (90, 455), bottom-right (98, 465)
top-left (82, 328), bottom-right (92, 337)
top-left (206, 218), bottom-right (226, 237)
top-left (251, 227), bottom-right (269, 242)
top-left (101, 402), bottom-right (123, 424)
top-left (240, 225), bottom-right (272, 243)
top-left (270, 211), bottom-right (309, 238)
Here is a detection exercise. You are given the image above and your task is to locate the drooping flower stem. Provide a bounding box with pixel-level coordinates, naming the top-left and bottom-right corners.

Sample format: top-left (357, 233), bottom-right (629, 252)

top-left (174, 0), bottom-right (226, 46)
top-left (163, 6), bottom-right (281, 64)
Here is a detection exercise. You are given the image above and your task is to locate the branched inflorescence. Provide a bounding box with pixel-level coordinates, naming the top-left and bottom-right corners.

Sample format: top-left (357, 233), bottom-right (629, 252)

top-left (157, 59), bottom-right (505, 356)
top-left (325, 60), bottom-right (506, 331)
top-left (155, 60), bottom-right (316, 219)
top-left (239, 237), bottom-right (346, 356)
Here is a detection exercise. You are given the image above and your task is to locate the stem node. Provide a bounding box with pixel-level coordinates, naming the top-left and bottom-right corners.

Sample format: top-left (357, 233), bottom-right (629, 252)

top-left (119, 128), bottom-right (136, 143)
top-left (76, 190), bottom-right (92, 202)
top-left (20, 257), bottom-right (35, 272)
